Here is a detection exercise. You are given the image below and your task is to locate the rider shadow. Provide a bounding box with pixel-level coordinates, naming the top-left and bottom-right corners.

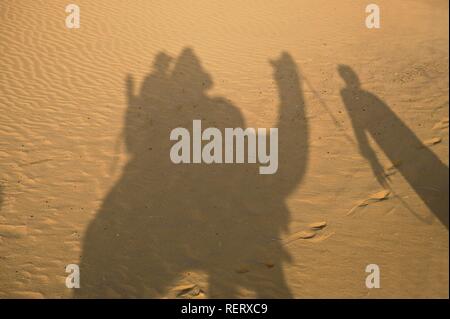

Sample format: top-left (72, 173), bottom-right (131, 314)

top-left (77, 48), bottom-right (308, 298)
top-left (339, 65), bottom-right (449, 229)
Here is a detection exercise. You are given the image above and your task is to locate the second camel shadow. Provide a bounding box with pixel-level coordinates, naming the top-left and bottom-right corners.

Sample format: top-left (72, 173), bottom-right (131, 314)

top-left (76, 48), bottom-right (308, 298)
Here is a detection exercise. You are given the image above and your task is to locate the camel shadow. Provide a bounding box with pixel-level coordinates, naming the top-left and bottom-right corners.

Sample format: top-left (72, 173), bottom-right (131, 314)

top-left (339, 65), bottom-right (449, 229)
top-left (76, 48), bottom-right (308, 298)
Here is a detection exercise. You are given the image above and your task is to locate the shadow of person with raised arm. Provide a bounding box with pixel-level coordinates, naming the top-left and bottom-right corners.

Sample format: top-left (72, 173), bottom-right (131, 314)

top-left (76, 48), bottom-right (307, 298)
top-left (338, 65), bottom-right (448, 229)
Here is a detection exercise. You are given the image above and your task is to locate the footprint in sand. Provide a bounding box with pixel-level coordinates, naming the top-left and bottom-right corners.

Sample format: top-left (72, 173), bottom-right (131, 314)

top-left (385, 160), bottom-right (402, 177)
top-left (347, 190), bottom-right (391, 216)
top-left (308, 221), bottom-right (327, 230)
top-left (432, 117), bottom-right (449, 131)
top-left (175, 284), bottom-right (205, 298)
top-left (282, 221), bottom-right (329, 245)
top-left (0, 224), bottom-right (28, 238)
top-left (422, 137), bottom-right (442, 147)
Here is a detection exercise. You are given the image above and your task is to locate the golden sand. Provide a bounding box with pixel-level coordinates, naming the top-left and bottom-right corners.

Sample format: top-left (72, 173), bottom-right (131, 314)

top-left (0, 0), bottom-right (448, 298)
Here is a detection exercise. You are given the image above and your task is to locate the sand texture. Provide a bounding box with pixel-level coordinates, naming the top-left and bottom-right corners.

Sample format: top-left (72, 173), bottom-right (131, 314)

top-left (0, 0), bottom-right (448, 298)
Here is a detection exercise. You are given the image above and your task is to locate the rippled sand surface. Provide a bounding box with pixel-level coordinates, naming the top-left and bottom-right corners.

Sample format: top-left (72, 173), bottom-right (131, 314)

top-left (0, 0), bottom-right (448, 298)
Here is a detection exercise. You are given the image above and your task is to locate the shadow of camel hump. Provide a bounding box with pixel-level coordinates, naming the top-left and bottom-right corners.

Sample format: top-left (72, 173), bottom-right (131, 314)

top-left (339, 65), bottom-right (449, 229)
top-left (76, 48), bottom-right (308, 298)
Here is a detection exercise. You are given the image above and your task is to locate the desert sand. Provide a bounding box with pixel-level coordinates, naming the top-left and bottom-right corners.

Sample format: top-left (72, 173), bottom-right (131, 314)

top-left (0, 0), bottom-right (448, 298)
